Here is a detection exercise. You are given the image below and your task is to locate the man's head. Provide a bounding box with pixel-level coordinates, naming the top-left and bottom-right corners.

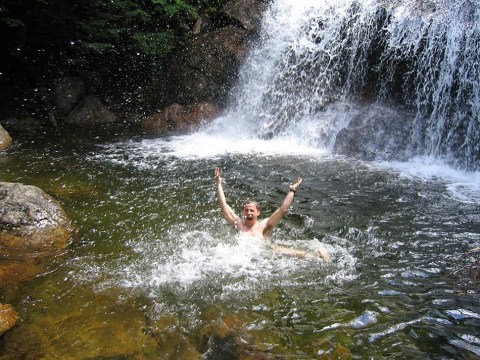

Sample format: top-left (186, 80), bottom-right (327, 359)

top-left (242, 199), bottom-right (261, 225)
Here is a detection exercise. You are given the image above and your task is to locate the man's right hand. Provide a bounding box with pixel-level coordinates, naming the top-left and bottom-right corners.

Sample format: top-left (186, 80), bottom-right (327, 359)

top-left (215, 167), bottom-right (223, 185)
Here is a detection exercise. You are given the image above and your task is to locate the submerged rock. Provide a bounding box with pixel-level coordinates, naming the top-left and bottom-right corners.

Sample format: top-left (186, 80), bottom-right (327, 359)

top-left (0, 124), bottom-right (13, 150)
top-left (0, 261), bottom-right (44, 288)
top-left (0, 182), bottom-right (73, 253)
top-left (0, 113), bottom-right (45, 134)
top-left (3, 288), bottom-right (159, 358)
top-left (0, 304), bottom-right (18, 336)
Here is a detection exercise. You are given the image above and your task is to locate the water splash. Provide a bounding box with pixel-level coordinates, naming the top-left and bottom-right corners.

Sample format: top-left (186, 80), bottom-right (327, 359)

top-left (70, 230), bottom-right (350, 305)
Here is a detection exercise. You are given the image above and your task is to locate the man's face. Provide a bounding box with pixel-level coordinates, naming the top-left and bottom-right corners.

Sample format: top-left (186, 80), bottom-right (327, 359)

top-left (242, 203), bottom-right (260, 225)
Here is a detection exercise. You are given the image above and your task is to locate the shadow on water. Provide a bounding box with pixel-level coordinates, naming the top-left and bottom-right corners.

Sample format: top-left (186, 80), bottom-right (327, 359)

top-left (1, 126), bottom-right (480, 358)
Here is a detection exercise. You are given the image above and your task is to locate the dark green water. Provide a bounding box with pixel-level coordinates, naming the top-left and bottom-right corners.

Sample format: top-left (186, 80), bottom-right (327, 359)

top-left (1, 127), bottom-right (480, 359)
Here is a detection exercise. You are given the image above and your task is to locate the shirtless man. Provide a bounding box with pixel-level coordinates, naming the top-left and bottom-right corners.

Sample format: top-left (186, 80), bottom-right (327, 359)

top-left (215, 167), bottom-right (330, 260)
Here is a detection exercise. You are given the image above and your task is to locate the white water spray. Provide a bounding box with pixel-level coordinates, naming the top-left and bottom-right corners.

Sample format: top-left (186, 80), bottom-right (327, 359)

top-left (201, 0), bottom-right (480, 169)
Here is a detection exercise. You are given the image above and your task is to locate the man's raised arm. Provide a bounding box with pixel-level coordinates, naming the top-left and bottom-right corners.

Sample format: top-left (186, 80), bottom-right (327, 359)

top-left (263, 177), bottom-right (302, 238)
top-left (215, 167), bottom-right (240, 225)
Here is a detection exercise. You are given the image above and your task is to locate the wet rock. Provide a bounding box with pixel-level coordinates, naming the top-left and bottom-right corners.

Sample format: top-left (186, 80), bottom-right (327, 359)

top-left (0, 124), bottom-right (13, 150)
top-left (142, 102), bottom-right (220, 134)
top-left (145, 314), bottom-right (203, 359)
top-left (0, 182), bottom-right (73, 253)
top-left (334, 105), bottom-right (414, 161)
top-left (222, 0), bottom-right (267, 32)
top-left (0, 304), bottom-right (18, 336)
top-left (166, 0), bottom-right (267, 108)
top-left (51, 77), bottom-right (85, 117)
top-left (172, 102), bottom-right (220, 132)
top-left (64, 96), bottom-right (119, 125)
top-left (142, 103), bottom-right (183, 134)
top-left (168, 27), bottom-right (250, 106)
top-left (154, 330), bottom-right (203, 359)
top-left (194, 314), bottom-right (258, 360)
top-left (193, 13), bottom-right (212, 35)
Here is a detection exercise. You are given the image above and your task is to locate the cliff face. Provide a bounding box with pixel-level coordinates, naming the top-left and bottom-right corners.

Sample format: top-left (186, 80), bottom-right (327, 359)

top-left (0, 0), bottom-right (267, 132)
top-left (165, 0), bottom-right (267, 108)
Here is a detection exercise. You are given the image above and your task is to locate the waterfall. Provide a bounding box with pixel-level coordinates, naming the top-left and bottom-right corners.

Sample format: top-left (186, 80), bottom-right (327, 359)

top-left (215, 0), bottom-right (480, 170)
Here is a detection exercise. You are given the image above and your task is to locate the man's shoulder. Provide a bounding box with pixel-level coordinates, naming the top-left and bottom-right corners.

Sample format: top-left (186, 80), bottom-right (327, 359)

top-left (258, 218), bottom-right (269, 227)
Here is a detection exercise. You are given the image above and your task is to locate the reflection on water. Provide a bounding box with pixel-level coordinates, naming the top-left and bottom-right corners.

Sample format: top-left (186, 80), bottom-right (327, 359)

top-left (1, 128), bottom-right (479, 358)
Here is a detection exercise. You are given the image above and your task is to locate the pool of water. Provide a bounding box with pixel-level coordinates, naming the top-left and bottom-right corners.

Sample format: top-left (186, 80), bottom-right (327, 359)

top-left (1, 126), bottom-right (480, 358)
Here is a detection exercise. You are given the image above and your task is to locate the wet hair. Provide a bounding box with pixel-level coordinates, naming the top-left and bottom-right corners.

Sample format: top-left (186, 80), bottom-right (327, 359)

top-left (242, 199), bottom-right (261, 212)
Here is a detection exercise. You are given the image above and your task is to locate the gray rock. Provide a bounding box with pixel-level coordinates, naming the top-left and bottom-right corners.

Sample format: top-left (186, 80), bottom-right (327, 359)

top-left (222, 0), bottom-right (267, 32)
top-left (0, 182), bottom-right (73, 252)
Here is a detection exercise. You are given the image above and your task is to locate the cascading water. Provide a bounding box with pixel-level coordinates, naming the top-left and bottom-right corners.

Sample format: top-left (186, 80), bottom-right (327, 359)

top-left (215, 0), bottom-right (480, 170)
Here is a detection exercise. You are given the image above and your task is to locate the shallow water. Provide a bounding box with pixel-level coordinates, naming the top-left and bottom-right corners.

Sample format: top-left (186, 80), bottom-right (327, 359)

top-left (1, 127), bottom-right (479, 358)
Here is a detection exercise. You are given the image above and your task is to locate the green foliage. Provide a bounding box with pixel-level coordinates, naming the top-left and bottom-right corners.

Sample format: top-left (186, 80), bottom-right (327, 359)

top-left (153, 0), bottom-right (198, 17)
top-left (1, 17), bottom-right (26, 27)
top-left (1, 0), bottom-right (229, 63)
top-left (76, 0), bottom-right (199, 58)
top-left (132, 31), bottom-right (175, 57)
top-left (81, 42), bottom-right (114, 54)
top-left (126, 9), bottom-right (152, 23)
top-left (0, 4), bottom-right (25, 27)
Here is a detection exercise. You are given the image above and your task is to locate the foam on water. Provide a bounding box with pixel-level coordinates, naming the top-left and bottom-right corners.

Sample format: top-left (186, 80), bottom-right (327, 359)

top-left (376, 157), bottom-right (480, 204)
top-left (162, 132), bottom-right (328, 159)
top-left (348, 310), bottom-right (379, 329)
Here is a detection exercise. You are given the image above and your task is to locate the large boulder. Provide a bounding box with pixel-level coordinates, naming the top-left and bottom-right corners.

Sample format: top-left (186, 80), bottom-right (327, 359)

top-left (0, 182), bottom-right (73, 253)
top-left (142, 102), bottom-right (220, 134)
top-left (0, 304), bottom-right (18, 336)
top-left (334, 105), bottom-right (414, 161)
top-left (52, 77), bottom-right (85, 118)
top-left (64, 96), bottom-right (119, 125)
top-left (0, 124), bottom-right (12, 150)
